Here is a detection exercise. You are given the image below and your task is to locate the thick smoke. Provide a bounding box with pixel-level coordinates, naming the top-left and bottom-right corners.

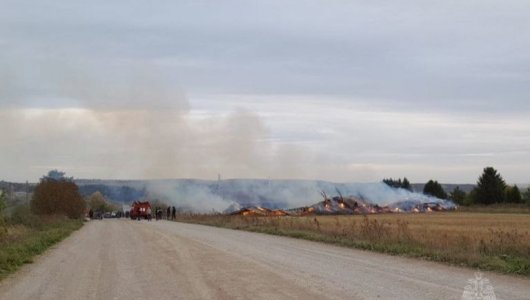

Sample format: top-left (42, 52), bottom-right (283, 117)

top-left (138, 179), bottom-right (454, 213)
top-left (0, 63), bottom-right (316, 181)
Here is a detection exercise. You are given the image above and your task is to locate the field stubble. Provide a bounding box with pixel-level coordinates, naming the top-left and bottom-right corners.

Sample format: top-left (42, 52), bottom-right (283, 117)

top-left (175, 212), bottom-right (530, 276)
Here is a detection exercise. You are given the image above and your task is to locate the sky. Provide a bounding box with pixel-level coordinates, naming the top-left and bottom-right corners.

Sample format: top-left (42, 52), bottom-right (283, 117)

top-left (1, 0), bottom-right (529, 184)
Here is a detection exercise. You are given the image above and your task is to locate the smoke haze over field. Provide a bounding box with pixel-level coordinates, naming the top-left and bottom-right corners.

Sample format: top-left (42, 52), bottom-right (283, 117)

top-left (79, 179), bottom-right (454, 213)
top-left (2, 1), bottom-right (530, 183)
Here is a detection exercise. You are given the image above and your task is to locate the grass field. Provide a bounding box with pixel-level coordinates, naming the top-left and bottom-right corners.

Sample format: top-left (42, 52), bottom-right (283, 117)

top-left (0, 213), bottom-right (83, 280)
top-left (175, 212), bottom-right (530, 276)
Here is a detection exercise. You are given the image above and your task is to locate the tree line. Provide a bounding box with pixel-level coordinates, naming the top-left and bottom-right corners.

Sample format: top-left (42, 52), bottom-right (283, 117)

top-left (384, 167), bottom-right (530, 205)
top-left (14, 166), bottom-right (530, 220)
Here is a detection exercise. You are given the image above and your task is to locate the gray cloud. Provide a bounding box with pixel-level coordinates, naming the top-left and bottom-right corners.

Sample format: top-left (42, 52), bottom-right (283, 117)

top-left (1, 1), bottom-right (530, 183)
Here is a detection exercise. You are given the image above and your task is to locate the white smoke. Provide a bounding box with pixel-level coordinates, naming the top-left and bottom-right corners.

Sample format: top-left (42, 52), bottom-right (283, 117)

top-left (139, 179), bottom-right (455, 213)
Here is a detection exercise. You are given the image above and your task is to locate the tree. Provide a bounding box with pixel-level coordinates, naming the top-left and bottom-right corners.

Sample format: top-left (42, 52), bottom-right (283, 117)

top-left (450, 186), bottom-right (466, 205)
top-left (87, 191), bottom-right (117, 213)
top-left (463, 189), bottom-right (476, 206)
top-left (31, 170), bottom-right (85, 218)
top-left (505, 185), bottom-right (522, 203)
top-left (473, 167), bottom-right (506, 205)
top-left (423, 180), bottom-right (447, 199)
top-left (383, 177), bottom-right (412, 191)
top-left (523, 188), bottom-right (530, 205)
top-left (383, 178), bottom-right (400, 188)
top-left (87, 191), bottom-right (107, 212)
top-left (402, 177), bottom-right (412, 192)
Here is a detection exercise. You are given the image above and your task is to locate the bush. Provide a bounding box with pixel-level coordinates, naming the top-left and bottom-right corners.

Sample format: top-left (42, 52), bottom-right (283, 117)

top-left (8, 205), bottom-right (44, 228)
top-left (31, 170), bottom-right (85, 219)
top-left (505, 185), bottom-right (522, 204)
top-left (0, 190), bottom-right (7, 239)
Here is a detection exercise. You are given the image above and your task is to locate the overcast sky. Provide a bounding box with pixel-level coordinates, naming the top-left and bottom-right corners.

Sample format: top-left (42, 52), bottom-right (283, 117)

top-left (1, 0), bottom-right (529, 184)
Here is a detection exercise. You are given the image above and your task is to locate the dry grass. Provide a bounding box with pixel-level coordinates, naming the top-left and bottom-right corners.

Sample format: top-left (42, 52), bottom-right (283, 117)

top-left (457, 204), bottom-right (530, 214)
top-left (175, 212), bottom-right (530, 276)
top-left (0, 212), bottom-right (84, 280)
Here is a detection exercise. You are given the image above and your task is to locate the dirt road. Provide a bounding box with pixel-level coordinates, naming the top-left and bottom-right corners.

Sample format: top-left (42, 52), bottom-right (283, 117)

top-left (0, 220), bottom-right (528, 300)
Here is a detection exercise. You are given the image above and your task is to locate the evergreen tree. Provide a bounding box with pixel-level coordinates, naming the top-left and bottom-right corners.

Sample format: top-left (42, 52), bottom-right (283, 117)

top-left (402, 177), bottom-right (412, 192)
top-left (423, 180), bottom-right (447, 199)
top-left (450, 186), bottom-right (466, 205)
top-left (473, 167), bottom-right (506, 205)
top-left (383, 178), bottom-right (399, 188)
top-left (383, 177), bottom-right (413, 191)
top-left (505, 185), bottom-right (522, 203)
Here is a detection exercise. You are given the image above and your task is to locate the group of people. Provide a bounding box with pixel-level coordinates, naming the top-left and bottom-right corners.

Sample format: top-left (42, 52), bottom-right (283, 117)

top-left (154, 206), bottom-right (177, 220)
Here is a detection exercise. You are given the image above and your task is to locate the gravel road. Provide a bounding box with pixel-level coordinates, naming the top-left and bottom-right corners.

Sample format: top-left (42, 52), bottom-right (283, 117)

top-left (0, 220), bottom-right (528, 299)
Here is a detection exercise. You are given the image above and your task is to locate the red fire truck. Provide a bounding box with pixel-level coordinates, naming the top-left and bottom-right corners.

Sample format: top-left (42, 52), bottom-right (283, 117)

top-left (130, 201), bottom-right (152, 220)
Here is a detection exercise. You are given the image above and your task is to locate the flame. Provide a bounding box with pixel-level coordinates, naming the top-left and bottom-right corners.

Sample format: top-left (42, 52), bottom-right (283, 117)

top-left (339, 202), bottom-right (345, 209)
top-left (427, 207), bottom-right (432, 212)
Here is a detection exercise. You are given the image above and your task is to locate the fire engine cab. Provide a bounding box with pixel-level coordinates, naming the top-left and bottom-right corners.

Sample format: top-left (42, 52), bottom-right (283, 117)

top-left (130, 201), bottom-right (152, 220)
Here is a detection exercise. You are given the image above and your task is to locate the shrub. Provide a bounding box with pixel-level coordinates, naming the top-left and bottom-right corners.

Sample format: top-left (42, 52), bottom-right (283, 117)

top-left (0, 190), bottom-right (7, 239)
top-left (8, 205), bottom-right (43, 228)
top-left (31, 170), bottom-right (85, 219)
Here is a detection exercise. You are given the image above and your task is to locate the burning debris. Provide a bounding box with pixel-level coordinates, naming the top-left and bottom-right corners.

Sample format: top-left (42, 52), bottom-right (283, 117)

top-left (230, 189), bottom-right (457, 216)
top-left (294, 191), bottom-right (456, 215)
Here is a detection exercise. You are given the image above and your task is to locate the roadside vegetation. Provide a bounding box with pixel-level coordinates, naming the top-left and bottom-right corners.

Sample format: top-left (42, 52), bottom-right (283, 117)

top-left (0, 170), bottom-right (85, 280)
top-left (177, 167), bottom-right (530, 276)
top-left (175, 212), bottom-right (530, 276)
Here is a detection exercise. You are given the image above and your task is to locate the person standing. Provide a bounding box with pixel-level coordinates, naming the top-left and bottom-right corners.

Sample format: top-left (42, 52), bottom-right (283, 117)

top-left (171, 206), bottom-right (176, 220)
top-left (146, 206), bottom-right (151, 221)
top-left (166, 206), bottom-right (171, 219)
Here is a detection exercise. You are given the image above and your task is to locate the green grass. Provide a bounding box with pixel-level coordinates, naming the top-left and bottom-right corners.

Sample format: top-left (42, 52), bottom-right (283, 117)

top-left (175, 212), bottom-right (530, 276)
top-left (0, 217), bottom-right (83, 280)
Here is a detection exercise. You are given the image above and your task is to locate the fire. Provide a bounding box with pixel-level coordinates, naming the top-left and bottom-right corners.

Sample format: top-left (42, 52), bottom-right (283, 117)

top-left (231, 193), bottom-right (456, 216)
